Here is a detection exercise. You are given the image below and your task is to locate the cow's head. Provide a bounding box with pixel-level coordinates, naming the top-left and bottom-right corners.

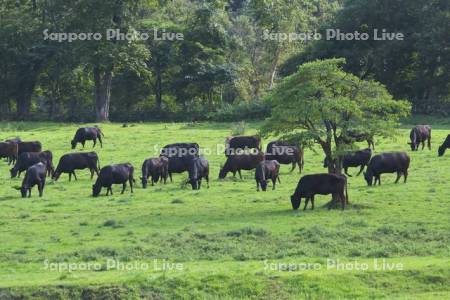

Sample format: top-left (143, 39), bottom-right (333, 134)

top-left (92, 182), bottom-right (101, 197)
top-left (218, 166), bottom-right (227, 179)
top-left (20, 186), bottom-right (28, 198)
top-left (290, 194), bottom-right (301, 210)
top-left (408, 142), bottom-right (417, 151)
top-left (140, 176), bottom-right (148, 189)
top-left (438, 145), bottom-right (446, 157)
top-left (52, 170), bottom-right (60, 181)
top-left (363, 171), bottom-right (373, 186)
top-left (71, 140), bottom-right (77, 149)
top-left (260, 180), bottom-right (268, 191)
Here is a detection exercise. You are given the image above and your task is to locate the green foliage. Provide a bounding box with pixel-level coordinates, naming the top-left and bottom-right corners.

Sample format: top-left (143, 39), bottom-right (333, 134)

top-left (208, 100), bottom-right (271, 122)
top-left (261, 58), bottom-right (411, 172)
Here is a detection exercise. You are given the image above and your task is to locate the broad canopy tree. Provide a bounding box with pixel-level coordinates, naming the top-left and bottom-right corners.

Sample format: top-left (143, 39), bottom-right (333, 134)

top-left (261, 58), bottom-right (411, 175)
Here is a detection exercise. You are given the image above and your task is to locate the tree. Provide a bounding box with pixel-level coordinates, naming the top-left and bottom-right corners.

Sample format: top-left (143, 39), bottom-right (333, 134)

top-left (261, 58), bottom-right (411, 176)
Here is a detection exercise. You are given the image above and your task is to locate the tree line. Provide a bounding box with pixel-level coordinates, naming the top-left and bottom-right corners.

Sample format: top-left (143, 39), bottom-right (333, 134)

top-left (0, 0), bottom-right (448, 122)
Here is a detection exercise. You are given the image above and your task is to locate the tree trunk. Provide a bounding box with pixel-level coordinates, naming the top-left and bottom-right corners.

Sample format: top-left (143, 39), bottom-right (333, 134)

top-left (94, 65), bottom-right (113, 122)
top-left (269, 46), bottom-right (281, 90)
top-left (155, 71), bottom-right (162, 111)
top-left (16, 80), bottom-right (35, 120)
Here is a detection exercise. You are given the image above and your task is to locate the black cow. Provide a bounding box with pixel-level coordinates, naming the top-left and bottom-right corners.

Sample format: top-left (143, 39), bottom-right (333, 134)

top-left (0, 142), bottom-right (18, 165)
top-left (160, 143), bottom-right (199, 182)
top-left (18, 141), bottom-right (42, 155)
top-left (5, 137), bottom-right (21, 143)
top-left (438, 135), bottom-right (450, 157)
top-left (323, 148), bottom-right (372, 177)
top-left (364, 152), bottom-right (410, 186)
top-left (71, 127), bottom-right (104, 149)
top-left (188, 156), bottom-right (210, 190)
top-left (19, 162), bottom-right (47, 198)
top-left (255, 160), bottom-right (280, 191)
top-left (161, 143), bottom-right (199, 157)
top-left (219, 151), bottom-right (265, 179)
top-left (53, 152), bottom-right (100, 181)
top-left (10, 151), bottom-right (54, 178)
top-left (290, 174), bottom-right (348, 210)
top-left (225, 136), bottom-right (261, 156)
top-left (141, 157), bottom-right (169, 188)
top-left (92, 163), bottom-right (134, 197)
top-left (408, 125), bottom-right (431, 151)
top-left (341, 131), bottom-right (375, 150)
top-left (265, 141), bottom-right (303, 172)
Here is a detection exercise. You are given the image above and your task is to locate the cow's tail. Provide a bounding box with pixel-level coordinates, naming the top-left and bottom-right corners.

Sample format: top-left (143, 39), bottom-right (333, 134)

top-left (345, 177), bottom-right (349, 205)
top-left (428, 127), bottom-right (432, 149)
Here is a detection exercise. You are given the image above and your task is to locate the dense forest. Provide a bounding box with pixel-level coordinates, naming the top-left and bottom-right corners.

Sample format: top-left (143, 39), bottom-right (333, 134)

top-left (0, 0), bottom-right (448, 122)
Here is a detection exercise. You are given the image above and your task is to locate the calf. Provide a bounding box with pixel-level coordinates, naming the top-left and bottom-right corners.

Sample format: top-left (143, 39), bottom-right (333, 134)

top-left (141, 157), bottom-right (169, 188)
top-left (323, 148), bottom-right (372, 177)
top-left (438, 135), bottom-right (450, 157)
top-left (92, 163), bottom-right (134, 197)
top-left (53, 152), bottom-right (100, 181)
top-left (18, 141), bottom-right (42, 155)
top-left (290, 174), bottom-right (348, 210)
top-left (265, 141), bottom-right (303, 172)
top-left (0, 142), bottom-right (18, 165)
top-left (19, 162), bottom-right (47, 198)
top-left (11, 151), bottom-right (54, 178)
top-left (219, 151), bottom-right (264, 179)
top-left (225, 136), bottom-right (261, 156)
top-left (255, 160), bottom-right (280, 191)
top-left (188, 156), bottom-right (210, 190)
top-left (408, 125), bottom-right (431, 151)
top-left (364, 152), bottom-right (410, 186)
top-left (71, 127), bottom-right (104, 149)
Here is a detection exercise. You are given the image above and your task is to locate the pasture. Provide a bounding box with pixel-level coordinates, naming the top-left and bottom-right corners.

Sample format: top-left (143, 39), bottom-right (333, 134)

top-left (0, 120), bottom-right (449, 299)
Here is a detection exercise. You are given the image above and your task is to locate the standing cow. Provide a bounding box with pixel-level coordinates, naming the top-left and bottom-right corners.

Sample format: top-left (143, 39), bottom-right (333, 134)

top-left (0, 142), bottom-right (18, 165)
top-left (255, 160), bottom-right (280, 191)
top-left (188, 156), bottom-right (210, 190)
top-left (53, 152), bottom-right (100, 181)
top-left (438, 135), bottom-right (450, 157)
top-left (290, 174), bottom-right (348, 210)
top-left (408, 125), bottom-right (431, 151)
top-left (10, 151), bottom-right (54, 178)
top-left (364, 152), bottom-right (410, 186)
top-left (141, 157), bottom-right (169, 188)
top-left (265, 141), bottom-right (303, 173)
top-left (323, 148), bottom-right (372, 177)
top-left (225, 136), bottom-right (261, 156)
top-left (219, 151), bottom-right (265, 179)
top-left (18, 162), bottom-right (47, 198)
top-left (92, 163), bottom-right (134, 197)
top-left (160, 143), bottom-right (199, 182)
top-left (71, 127), bottom-right (104, 149)
top-left (341, 131), bottom-right (375, 150)
top-left (17, 141), bottom-right (42, 155)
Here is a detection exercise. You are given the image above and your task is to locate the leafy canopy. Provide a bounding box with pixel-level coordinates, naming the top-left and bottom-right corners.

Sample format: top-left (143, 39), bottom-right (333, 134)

top-left (261, 58), bottom-right (411, 160)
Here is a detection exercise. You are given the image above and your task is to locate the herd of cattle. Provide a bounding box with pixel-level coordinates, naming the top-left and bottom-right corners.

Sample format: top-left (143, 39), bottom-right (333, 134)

top-left (1, 125), bottom-right (449, 210)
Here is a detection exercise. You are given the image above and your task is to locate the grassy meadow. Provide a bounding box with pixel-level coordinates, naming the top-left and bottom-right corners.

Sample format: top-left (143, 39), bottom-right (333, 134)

top-left (0, 119), bottom-right (449, 299)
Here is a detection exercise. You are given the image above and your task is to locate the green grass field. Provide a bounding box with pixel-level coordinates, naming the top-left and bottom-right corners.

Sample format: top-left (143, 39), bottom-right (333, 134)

top-left (0, 119), bottom-right (449, 299)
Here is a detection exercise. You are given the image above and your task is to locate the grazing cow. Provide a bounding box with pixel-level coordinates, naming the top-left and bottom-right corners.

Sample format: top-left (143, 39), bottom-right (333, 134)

top-left (408, 125), bottom-right (431, 151)
top-left (71, 127), bottom-right (104, 149)
top-left (0, 142), bottom-right (18, 165)
top-left (160, 143), bottom-right (199, 182)
top-left (438, 135), bottom-right (450, 157)
top-left (92, 163), bottom-right (134, 197)
top-left (53, 152), bottom-right (100, 181)
top-left (225, 136), bottom-right (261, 156)
top-left (188, 156), bottom-right (210, 190)
top-left (364, 152), bottom-right (410, 186)
top-left (265, 141), bottom-right (303, 172)
top-left (341, 131), bottom-right (375, 150)
top-left (323, 148), bottom-right (372, 177)
top-left (17, 141), bottom-right (42, 155)
top-left (290, 174), bottom-right (348, 210)
top-left (219, 151), bottom-right (265, 179)
top-left (19, 162), bottom-right (47, 198)
top-left (141, 157), bottom-right (169, 188)
top-left (10, 151), bottom-right (54, 178)
top-left (255, 160), bottom-right (280, 191)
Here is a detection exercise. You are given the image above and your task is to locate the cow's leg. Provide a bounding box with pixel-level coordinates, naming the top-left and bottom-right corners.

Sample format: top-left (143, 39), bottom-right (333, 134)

top-left (378, 176), bottom-right (381, 185)
top-left (356, 165), bottom-right (365, 176)
top-left (238, 170), bottom-right (242, 180)
top-left (256, 180), bottom-right (260, 191)
top-left (82, 141), bottom-right (85, 148)
top-left (109, 186), bottom-right (113, 195)
top-left (198, 179), bottom-right (202, 189)
top-left (272, 177), bottom-right (276, 190)
top-left (90, 169), bottom-right (94, 179)
top-left (98, 136), bottom-right (103, 148)
top-left (290, 162), bottom-right (296, 172)
top-left (69, 173), bottom-right (72, 182)
top-left (38, 182), bottom-right (43, 197)
top-left (421, 141), bottom-right (425, 150)
top-left (404, 170), bottom-right (408, 183)
top-left (340, 192), bottom-right (345, 209)
top-left (169, 172), bottom-right (173, 182)
top-left (93, 139), bottom-right (97, 148)
top-left (28, 188), bottom-right (31, 198)
top-left (303, 197), bottom-right (309, 210)
top-left (427, 136), bottom-right (431, 150)
top-left (121, 183), bottom-right (126, 194)
top-left (72, 172), bottom-right (77, 181)
top-left (129, 178), bottom-right (133, 193)
top-left (311, 196), bottom-right (315, 210)
top-left (395, 172), bottom-right (401, 184)
top-left (344, 167), bottom-right (352, 177)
